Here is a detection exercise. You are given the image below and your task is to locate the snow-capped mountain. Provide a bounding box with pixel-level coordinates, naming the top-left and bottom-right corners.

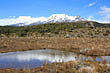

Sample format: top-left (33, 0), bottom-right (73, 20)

top-left (11, 14), bottom-right (85, 26)
top-left (48, 14), bottom-right (84, 23)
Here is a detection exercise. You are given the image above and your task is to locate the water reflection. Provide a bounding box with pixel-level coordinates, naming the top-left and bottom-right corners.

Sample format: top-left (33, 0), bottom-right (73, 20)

top-left (0, 49), bottom-right (77, 68)
top-left (0, 49), bottom-right (76, 62)
top-left (96, 56), bottom-right (110, 62)
top-left (0, 49), bottom-right (109, 69)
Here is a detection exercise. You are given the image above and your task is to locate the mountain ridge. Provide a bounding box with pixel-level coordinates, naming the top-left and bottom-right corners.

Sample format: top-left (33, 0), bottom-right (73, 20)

top-left (11, 14), bottom-right (85, 26)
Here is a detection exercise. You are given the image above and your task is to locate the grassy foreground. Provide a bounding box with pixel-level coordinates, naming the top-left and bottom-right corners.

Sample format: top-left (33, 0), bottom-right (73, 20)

top-left (0, 37), bottom-right (110, 56)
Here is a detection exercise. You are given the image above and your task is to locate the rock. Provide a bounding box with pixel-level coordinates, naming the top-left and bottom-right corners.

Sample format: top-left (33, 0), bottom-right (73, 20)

top-left (65, 34), bottom-right (70, 38)
top-left (79, 48), bottom-right (92, 53)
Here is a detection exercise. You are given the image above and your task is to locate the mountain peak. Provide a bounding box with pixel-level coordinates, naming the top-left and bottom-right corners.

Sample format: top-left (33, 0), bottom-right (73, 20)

top-left (10, 14), bottom-right (85, 26)
top-left (48, 14), bottom-right (84, 23)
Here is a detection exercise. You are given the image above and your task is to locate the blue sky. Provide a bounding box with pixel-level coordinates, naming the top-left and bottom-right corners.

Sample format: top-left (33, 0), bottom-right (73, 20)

top-left (0, 0), bottom-right (110, 25)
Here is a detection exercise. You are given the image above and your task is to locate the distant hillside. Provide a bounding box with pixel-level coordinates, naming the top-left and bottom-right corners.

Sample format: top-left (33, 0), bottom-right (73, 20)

top-left (0, 21), bottom-right (110, 37)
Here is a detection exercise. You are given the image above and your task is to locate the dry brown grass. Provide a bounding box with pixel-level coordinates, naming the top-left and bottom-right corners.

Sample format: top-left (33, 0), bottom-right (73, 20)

top-left (0, 37), bottom-right (110, 55)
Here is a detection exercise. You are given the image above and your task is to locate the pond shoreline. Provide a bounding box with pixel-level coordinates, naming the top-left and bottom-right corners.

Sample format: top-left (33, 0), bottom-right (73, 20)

top-left (0, 37), bottom-right (110, 73)
top-left (0, 61), bottom-right (110, 73)
top-left (0, 37), bottom-right (110, 56)
top-left (0, 49), bottom-right (110, 69)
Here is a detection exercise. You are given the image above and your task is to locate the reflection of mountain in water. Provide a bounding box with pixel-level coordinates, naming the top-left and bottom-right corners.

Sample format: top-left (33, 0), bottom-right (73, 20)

top-left (0, 49), bottom-right (77, 62)
top-left (16, 49), bottom-right (77, 62)
top-left (0, 49), bottom-right (109, 69)
top-left (0, 49), bottom-right (109, 63)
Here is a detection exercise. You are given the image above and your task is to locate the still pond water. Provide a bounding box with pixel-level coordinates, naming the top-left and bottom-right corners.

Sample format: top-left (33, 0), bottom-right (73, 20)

top-left (0, 49), bottom-right (109, 69)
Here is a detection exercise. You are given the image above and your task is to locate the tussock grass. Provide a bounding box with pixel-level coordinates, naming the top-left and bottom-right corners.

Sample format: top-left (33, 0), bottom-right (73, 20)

top-left (0, 37), bottom-right (110, 56)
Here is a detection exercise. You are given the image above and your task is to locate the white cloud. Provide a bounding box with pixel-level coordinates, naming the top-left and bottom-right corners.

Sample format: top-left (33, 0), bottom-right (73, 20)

top-left (99, 6), bottom-right (110, 22)
top-left (0, 16), bottom-right (47, 26)
top-left (87, 16), bottom-right (110, 23)
top-left (0, 13), bottom-right (109, 26)
top-left (86, 6), bottom-right (110, 23)
top-left (92, 20), bottom-right (110, 23)
top-left (88, 1), bottom-right (96, 7)
top-left (0, 14), bottom-right (85, 26)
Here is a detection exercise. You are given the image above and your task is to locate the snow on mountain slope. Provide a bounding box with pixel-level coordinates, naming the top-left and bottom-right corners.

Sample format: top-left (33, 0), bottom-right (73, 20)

top-left (30, 14), bottom-right (85, 26)
top-left (48, 14), bottom-right (84, 23)
top-left (11, 16), bottom-right (48, 26)
top-left (6, 14), bottom-right (85, 26)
